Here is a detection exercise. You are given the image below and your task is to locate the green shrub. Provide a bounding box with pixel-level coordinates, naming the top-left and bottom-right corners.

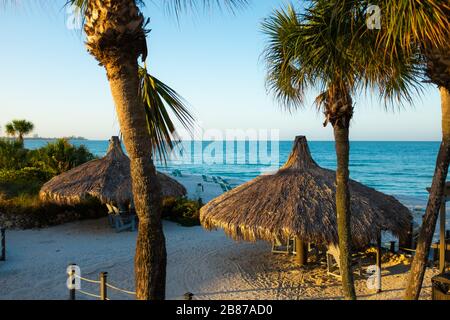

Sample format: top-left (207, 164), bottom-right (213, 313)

top-left (162, 197), bottom-right (202, 227)
top-left (0, 139), bottom-right (28, 169)
top-left (0, 167), bottom-right (51, 198)
top-left (29, 138), bottom-right (96, 175)
top-left (0, 167), bottom-right (52, 183)
top-left (0, 195), bottom-right (105, 229)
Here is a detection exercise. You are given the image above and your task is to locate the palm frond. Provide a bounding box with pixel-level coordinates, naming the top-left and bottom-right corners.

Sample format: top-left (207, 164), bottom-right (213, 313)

top-left (262, 0), bottom-right (425, 113)
top-left (164, 0), bottom-right (248, 17)
top-left (138, 65), bottom-right (195, 164)
top-left (376, 0), bottom-right (449, 53)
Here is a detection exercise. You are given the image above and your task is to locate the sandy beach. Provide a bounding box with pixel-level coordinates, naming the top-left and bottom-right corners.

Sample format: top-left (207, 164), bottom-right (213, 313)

top-left (0, 173), bottom-right (440, 300)
top-left (0, 217), bottom-right (439, 300)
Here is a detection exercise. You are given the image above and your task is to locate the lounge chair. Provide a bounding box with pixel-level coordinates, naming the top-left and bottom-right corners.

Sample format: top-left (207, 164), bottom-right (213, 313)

top-left (272, 237), bottom-right (295, 254)
top-left (106, 203), bottom-right (136, 233)
top-left (326, 245), bottom-right (364, 278)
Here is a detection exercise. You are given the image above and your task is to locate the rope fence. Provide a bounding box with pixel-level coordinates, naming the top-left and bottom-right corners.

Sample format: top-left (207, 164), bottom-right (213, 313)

top-left (106, 282), bottom-right (136, 296)
top-left (67, 263), bottom-right (195, 300)
top-left (67, 264), bottom-right (136, 300)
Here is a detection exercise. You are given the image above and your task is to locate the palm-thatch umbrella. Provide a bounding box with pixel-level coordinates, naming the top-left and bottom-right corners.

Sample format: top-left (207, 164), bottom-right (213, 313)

top-left (39, 136), bottom-right (186, 206)
top-left (201, 136), bottom-right (412, 264)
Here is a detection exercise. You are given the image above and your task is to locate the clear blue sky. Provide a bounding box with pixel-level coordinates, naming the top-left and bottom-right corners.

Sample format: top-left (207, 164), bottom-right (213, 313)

top-left (0, 0), bottom-right (442, 141)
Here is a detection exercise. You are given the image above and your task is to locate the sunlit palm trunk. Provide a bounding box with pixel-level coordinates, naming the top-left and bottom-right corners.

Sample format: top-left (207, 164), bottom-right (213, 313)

top-left (405, 87), bottom-right (450, 300)
top-left (328, 89), bottom-right (357, 300)
top-left (108, 60), bottom-right (166, 300)
top-left (84, 0), bottom-right (166, 300)
top-left (333, 124), bottom-right (356, 300)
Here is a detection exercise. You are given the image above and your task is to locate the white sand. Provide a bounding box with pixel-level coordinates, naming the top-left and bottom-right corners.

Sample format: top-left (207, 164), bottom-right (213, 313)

top-left (0, 173), bottom-right (440, 300)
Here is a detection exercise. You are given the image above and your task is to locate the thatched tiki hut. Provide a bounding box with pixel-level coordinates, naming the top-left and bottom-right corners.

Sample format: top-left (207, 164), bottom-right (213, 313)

top-left (40, 136), bottom-right (186, 207)
top-left (201, 136), bottom-right (412, 265)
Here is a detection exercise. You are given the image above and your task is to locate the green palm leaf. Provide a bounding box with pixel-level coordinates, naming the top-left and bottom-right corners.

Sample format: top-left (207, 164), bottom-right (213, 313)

top-left (138, 65), bottom-right (195, 163)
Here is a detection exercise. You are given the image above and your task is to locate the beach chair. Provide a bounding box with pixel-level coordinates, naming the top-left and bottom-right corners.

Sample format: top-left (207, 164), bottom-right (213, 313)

top-left (326, 247), bottom-right (363, 278)
top-left (219, 183), bottom-right (228, 192)
top-left (106, 204), bottom-right (136, 233)
top-left (272, 237), bottom-right (295, 254)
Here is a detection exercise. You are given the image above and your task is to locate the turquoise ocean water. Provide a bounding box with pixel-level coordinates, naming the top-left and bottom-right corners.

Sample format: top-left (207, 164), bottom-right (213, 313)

top-left (25, 140), bottom-right (439, 201)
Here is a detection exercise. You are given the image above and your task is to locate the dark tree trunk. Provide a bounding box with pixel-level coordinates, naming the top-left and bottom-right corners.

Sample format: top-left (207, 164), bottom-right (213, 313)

top-left (404, 87), bottom-right (450, 300)
top-left (333, 123), bottom-right (357, 300)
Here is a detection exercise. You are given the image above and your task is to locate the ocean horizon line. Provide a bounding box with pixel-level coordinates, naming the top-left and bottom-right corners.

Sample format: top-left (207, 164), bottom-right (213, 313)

top-left (20, 138), bottom-right (441, 143)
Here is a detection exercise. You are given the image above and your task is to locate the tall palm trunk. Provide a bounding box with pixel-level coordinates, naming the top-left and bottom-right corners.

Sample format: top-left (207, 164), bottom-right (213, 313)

top-left (328, 88), bottom-right (357, 300)
top-left (84, 0), bottom-right (166, 300)
top-left (405, 86), bottom-right (450, 300)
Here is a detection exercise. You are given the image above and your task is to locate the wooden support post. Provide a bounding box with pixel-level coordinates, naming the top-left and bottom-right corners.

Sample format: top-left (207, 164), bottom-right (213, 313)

top-left (399, 222), bottom-right (413, 251)
top-left (439, 201), bottom-right (446, 273)
top-left (0, 228), bottom-right (5, 261)
top-left (100, 272), bottom-right (108, 300)
top-left (389, 241), bottom-right (396, 253)
top-left (376, 234), bottom-right (382, 293)
top-left (295, 238), bottom-right (308, 266)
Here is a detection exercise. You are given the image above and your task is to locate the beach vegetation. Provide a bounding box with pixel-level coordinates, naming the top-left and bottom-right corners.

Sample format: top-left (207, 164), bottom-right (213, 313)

top-left (0, 139), bottom-right (29, 170)
top-left (162, 197), bottom-right (201, 227)
top-left (4, 119), bottom-right (34, 146)
top-left (28, 138), bottom-right (96, 176)
top-left (0, 139), bottom-right (99, 228)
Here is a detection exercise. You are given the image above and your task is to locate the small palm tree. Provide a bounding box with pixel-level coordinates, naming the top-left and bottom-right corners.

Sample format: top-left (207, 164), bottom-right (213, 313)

top-left (5, 119), bottom-right (34, 145)
top-left (262, 1), bottom-right (421, 299)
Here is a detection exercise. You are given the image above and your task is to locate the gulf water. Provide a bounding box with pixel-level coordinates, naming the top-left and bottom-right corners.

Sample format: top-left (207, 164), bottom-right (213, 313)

top-left (25, 139), bottom-right (439, 201)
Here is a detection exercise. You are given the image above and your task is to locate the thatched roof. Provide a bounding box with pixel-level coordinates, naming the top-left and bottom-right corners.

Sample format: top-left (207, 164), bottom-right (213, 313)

top-left (200, 136), bottom-right (412, 247)
top-left (39, 136), bottom-right (186, 206)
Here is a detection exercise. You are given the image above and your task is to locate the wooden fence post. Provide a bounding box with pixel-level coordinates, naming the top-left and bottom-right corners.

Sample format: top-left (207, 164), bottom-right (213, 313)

top-left (0, 228), bottom-right (5, 261)
top-left (100, 272), bottom-right (108, 300)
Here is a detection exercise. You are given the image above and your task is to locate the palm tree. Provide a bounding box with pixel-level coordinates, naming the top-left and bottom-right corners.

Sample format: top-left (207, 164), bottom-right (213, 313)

top-left (305, 0), bottom-right (448, 299)
top-left (262, 1), bottom-right (421, 299)
top-left (5, 119), bottom-right (34, 145)
top-left (369, 0), bottom-right (450, 300)
top-left (66, 0), bottom-right (246, 300)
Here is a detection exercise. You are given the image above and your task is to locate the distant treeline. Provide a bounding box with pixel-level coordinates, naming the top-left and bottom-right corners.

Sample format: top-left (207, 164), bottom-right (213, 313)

top-left (0, 136), bottom-right (87, 141)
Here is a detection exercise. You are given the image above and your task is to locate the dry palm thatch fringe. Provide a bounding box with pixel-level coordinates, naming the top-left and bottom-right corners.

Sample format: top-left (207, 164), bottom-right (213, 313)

top-left (200, 136), bottom-right (412, 247)
top-left (39, 136), bottom-right (186, 206)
